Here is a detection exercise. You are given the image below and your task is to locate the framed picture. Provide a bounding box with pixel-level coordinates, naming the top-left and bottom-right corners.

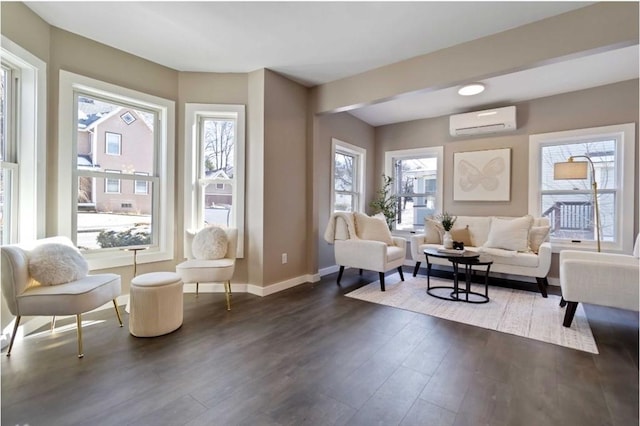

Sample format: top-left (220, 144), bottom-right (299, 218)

top-left (453, 148), bottom-right (510, 201)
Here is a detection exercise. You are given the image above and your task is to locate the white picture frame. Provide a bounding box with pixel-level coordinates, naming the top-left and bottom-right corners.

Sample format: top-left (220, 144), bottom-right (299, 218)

top-left (453, 148), bottom-right (511, 201)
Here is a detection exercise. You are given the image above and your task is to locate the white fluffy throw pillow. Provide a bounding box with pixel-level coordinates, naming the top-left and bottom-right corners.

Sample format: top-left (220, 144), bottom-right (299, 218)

top-left (192, 226), bottom-right (228, 260)
top-left (484, 215), bottom-right (533, 252)
top-left (28, 243), bottom-right (89, 286)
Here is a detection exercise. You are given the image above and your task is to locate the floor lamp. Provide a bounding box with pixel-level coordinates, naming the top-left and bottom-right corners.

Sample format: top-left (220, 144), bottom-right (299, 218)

top-left (554, 155), bottom-right (601, 309)
top-left (553, 155), bottom-right (601, 252)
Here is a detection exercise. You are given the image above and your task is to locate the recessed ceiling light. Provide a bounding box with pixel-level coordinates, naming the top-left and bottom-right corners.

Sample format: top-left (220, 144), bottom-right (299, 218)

top-left (458, 83), bottom-right (485, 96)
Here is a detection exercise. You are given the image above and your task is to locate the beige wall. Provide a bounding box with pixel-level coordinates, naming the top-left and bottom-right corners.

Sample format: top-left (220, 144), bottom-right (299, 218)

top-left (1, 2), bottom-right (50, 63)
top-left (263, 70), bottom-right (309, 284)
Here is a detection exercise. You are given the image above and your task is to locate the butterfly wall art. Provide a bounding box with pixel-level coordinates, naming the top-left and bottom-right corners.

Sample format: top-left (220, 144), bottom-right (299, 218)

top-left (453, 148), bottom-right (511, 201)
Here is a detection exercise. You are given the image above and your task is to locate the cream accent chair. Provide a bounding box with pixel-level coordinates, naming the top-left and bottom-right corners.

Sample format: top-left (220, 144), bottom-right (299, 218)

top-left (176, 228), bottom-right (237, 310)
top-left (325, 212), bottom-right (406, 291)
top-left (1, 237), bottom-right (123, 358)
top-left (559, 234), bottom-right (640, 327)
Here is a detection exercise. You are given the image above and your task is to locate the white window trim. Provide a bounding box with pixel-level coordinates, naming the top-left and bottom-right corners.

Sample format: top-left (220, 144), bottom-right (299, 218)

top-left (58, 70), bottom-right (175, 270)
top-left (184, 103), bottom-right (245, 257)
top-left (331, 138), bottom-right (366, 214)
top-left (528, 123), bottom-right (635, 254)
top-left (134, 172), bottom-right (149, 194)
top-left (384, 146), bottom-right (444, 234)
top-left (104, 169), bottom-right (121, 193)
top-left (1, 36), bottom-right (47, 242)
top-left (105, 132), bottom-right (122, 155)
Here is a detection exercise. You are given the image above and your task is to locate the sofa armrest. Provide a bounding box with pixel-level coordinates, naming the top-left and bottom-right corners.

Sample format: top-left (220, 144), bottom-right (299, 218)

top-left (392, 236), bottom-right (407, 251)
top-left (560, 250), bottom-right (639, 311)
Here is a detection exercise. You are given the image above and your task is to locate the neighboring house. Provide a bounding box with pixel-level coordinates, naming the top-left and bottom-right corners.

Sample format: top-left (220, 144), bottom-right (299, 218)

top-left (77, 104), bottom-right (153, 215)
top-left (203, 169), bottom-right (232, 226)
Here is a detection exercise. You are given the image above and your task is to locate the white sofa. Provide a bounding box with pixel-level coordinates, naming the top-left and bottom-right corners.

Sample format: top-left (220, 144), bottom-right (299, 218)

top-left (410, 215), bottom-right (552, 297)
top-left (559, 234), bottom-right (640, 327)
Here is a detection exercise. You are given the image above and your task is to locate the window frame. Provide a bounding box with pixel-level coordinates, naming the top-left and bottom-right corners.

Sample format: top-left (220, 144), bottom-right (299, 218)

top-left (58, 70), bottom-right (175, 270)
top-left (134, 171), bottom-right (149, 194)
top-left (331, 138), bottom-right (366, 214)
top-left (384, 146), bottom-right (444, 233)
top-left (0, 36), bottom-right (47, 243)
top-left (105, 131), bottom-right (122, 155)
top-left (184, 103), bottom-right (245, 257)
top-left (528, 123), bottom-right (635, 254)
top-left (104, 169), bottom-right (121, 194)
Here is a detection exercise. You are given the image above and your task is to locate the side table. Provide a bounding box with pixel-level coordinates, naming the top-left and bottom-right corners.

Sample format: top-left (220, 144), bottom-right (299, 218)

top-left (121, 245), bottom-right (149, 313)
top-left (450, 256), bottom-right (493, 304)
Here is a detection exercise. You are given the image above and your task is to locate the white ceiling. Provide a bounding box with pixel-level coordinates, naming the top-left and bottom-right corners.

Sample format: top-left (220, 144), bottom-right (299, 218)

top-left (25, 1), bottom-right (638, 126)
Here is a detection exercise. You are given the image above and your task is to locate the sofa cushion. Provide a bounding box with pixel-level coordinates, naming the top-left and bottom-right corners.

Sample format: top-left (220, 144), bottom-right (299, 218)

top-left (354, 212), bottom-right (393, 245)
top-left (424, 218), bottom-right (442, 243)
top-left (529, 225), bottom-right (550, 253)
top-left (387, 245), bottom-right (405, 262)
top-left (28, 243), bottom-right (89, 286)
top-left (484, 215), bottom-right (533, 252)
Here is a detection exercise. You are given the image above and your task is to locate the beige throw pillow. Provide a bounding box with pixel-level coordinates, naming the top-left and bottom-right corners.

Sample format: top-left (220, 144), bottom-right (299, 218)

top-left (424, 218), bottom-right (443, 243)
top-left (484, 215), bottom-right (533, 252)
top-left (450, 226), bottom-right (472, 247)
top-left (529, 225), bottom-right (550, 253)
top-left (354, 212), bottom-right (394, 245)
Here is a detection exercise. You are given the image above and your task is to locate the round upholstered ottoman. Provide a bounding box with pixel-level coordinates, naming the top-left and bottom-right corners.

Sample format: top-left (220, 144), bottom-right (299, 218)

top-left (129, 272), bottom-right (184, 337)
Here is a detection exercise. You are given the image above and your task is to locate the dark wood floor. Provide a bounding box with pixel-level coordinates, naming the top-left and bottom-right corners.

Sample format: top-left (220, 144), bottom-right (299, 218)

top-left (2, 267), bottom-right (638, 426)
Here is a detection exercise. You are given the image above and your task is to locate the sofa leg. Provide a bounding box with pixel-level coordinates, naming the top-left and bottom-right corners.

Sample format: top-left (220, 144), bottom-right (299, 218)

top-left (536, 277), bottom-right (548, 298)
top-left (337, 266), bottom-right (345, 286)
top-left (379, 272), bottom-right (385, 291)
top-left (412, 262), bottom-right (421, 277)
top-left (559, 297), bottom-right (567, 307)
top-left (563, 301), bottom-right (579, 327)
top-left (397, 267), bottom-right (405, 281)
top-left (359, 269), bottom-right (363, 275)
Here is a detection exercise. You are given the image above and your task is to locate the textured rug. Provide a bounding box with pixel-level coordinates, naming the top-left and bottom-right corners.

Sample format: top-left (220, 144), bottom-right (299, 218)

top-left (346, 274), bottom-right (598, 354)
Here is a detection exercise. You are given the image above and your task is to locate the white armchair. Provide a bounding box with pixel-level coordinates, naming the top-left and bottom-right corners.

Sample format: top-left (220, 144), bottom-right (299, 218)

top-left (1, 237), bottom-right (123, 358)
top-left (176, 227), bottom-right (237, 310)
top-left (559, 234), bottom-right (640, 327)
top-left (325, 212), bottom-right (406, 291)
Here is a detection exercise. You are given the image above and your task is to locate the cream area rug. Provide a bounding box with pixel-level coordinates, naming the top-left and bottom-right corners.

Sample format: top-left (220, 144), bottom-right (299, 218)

top-left (346, 274), bottom-right (598, 354)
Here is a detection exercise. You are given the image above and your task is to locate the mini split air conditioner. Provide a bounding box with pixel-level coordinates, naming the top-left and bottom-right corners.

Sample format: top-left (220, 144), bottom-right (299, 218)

top-left (449, 106), bottom-right (516, 137)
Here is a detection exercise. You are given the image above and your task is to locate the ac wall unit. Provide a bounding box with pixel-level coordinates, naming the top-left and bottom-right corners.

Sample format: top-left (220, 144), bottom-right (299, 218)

top-left (449, 106), bottom-right (516, 137)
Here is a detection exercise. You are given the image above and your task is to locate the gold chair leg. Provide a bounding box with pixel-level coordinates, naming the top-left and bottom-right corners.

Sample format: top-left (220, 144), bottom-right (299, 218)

top-left (76, 314), bottom-right (84, 358)
top-left (112, 300), bottom-right (123, 327)
top-left (225, 280), bottom-right (231, 311)
top-left (196, 282), bottom-right (199, 297)
top-left (6, 316), bottom-right (21, 357)
top-left (51, 316), bottom-right (56, 332)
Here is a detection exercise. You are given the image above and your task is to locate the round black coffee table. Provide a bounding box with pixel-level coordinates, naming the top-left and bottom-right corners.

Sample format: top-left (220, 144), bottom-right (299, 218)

top-left (423, 248), bottom-right (492, 303)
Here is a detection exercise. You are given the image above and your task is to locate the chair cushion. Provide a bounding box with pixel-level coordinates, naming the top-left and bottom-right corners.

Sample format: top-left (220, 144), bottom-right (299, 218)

top-left (17, 273), bottom-right (121, 315)
top-left (28, 243), bottom-right (89, 286)
top-left (192, 226), bottom-right (228, 260)
top-left (176, 258), bottom-right (235, 283)
top-left (354, 212), bottom-right (393, 245)
top-left (484, 215), bottom-right (533, 252)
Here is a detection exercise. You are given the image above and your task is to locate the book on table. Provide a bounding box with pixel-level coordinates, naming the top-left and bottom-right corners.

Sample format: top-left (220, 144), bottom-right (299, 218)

top-left (436, 247), bottom-right (467, 255)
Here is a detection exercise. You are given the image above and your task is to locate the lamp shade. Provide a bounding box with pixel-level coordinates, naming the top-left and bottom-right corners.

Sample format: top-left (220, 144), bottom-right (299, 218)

top-left (554, 161), bottom-right (588, 180)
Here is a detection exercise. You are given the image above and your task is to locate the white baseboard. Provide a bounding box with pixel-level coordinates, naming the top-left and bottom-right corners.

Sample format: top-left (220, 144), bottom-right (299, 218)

top-left (182, 274), bottom-right (321, 297)
top-left (319, 264), bottom-right (341, 277)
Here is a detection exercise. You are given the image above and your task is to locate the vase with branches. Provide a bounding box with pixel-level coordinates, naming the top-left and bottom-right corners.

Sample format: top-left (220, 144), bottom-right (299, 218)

top-left (369, 174), bottom-right (397, 230)
top-left (436, 212), bottom-right (457, 249)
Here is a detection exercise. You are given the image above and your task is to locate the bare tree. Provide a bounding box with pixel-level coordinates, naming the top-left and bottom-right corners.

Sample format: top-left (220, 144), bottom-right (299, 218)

top-left (203, 119), bottom-right (234, 177)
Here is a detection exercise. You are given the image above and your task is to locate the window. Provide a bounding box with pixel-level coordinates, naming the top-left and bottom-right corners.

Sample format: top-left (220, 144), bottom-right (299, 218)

top-left (135, 172), bottom-right (149, 194)
top-left (104, 170), bottom-right (121, 193)
top-left (385, 147), bottom-right (444, 232)
top-left (529, 123), bottom-right (635, 253)
top-left (184, 104), bottom-right (245, 257)
top-left (105, 132), bottom-right (122, 155)
top-left (59, 71), bottom-right (175, 269)
top-left (0, 36), bottom-right (46, 244)
top-left (331, 139), bottom-right (365, 213)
